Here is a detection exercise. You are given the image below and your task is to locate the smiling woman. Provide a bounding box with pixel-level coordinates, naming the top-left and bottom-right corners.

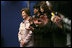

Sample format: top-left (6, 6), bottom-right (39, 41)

top-left (18, 8), bottom-right (34, 47)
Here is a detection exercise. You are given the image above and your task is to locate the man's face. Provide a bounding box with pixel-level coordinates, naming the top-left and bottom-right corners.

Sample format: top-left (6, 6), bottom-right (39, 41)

top-left (51, 16), bottom-right (61, 23)
top-left (22, 11), bottom-right (27, 19)
top-left (34, 8), bottom-right (38, 14)
top-left (40, 7), bottom-right (44, 12)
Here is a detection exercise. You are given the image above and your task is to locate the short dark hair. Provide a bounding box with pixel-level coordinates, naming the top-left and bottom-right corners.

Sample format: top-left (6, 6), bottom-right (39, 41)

top-left (21, 8), bottom-right (31, 16)
top-left (39, 1), bottom-right (46, 6)
top-left (33, 4), bottom-right (40, 10)
top-left (40, 4), bottom-right (51, 14)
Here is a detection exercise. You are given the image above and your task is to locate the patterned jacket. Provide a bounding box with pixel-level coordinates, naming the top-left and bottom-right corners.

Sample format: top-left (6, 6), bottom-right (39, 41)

top-left (18, 20), bottom-right (34, 47)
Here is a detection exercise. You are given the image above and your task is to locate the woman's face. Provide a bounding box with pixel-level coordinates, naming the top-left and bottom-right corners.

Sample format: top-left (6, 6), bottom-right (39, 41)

top-left (22, 11), bottom-right (27, 19)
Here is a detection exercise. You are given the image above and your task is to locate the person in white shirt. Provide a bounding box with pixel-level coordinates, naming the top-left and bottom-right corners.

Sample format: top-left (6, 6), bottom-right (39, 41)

top-left (18, 8), bottom-right (34, 47)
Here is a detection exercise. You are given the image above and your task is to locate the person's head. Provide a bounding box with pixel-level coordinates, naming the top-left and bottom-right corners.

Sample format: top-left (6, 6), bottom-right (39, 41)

top-left (40, 7), bottom-right (44, 13)
top-left (39, 1), bottom-right (46, 13)
top-left (40, 4), bottom-right (48, 13)
top-left (21, 8), bottom-right (31, 19)
top-left (40, 4), bottom-right (51, 19)
top-left (33, 4), bottom-right (40, 14)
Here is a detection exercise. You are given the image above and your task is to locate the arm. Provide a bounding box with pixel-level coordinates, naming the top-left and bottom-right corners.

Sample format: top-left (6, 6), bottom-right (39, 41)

top-left (18, 23), bottom-right (22, 42)
top-left (23, 22), bottom-right (33, 44)
top-left (23, 31), bottom-right (33, 44)
top-left (18, 31), bottom-right (22, 42)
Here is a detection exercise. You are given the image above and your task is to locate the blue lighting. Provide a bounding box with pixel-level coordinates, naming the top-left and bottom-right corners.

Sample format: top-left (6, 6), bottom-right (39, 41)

top-left (1, 1), bottom-right (4, 4)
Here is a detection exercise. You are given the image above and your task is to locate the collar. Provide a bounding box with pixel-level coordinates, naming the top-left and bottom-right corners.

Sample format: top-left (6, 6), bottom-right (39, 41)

top-left (23, 20), bottom-right (29, 23)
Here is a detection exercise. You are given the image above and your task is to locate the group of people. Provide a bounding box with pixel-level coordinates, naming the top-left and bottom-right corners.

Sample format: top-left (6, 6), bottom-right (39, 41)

top-left (18, 1), bottom-right (71, 47)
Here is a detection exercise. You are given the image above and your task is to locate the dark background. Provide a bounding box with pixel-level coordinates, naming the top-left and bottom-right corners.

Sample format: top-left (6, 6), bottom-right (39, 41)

top-left (1, 1), bottom-right (71, 47)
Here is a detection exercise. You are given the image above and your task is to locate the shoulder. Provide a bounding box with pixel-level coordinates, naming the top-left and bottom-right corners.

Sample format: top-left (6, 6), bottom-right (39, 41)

top-left (25, 20), bottom-right (30, 24)
top-left (20, 22), bottom-right (23, 24)
top-left (20, 22), bottom-right (24, 26)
